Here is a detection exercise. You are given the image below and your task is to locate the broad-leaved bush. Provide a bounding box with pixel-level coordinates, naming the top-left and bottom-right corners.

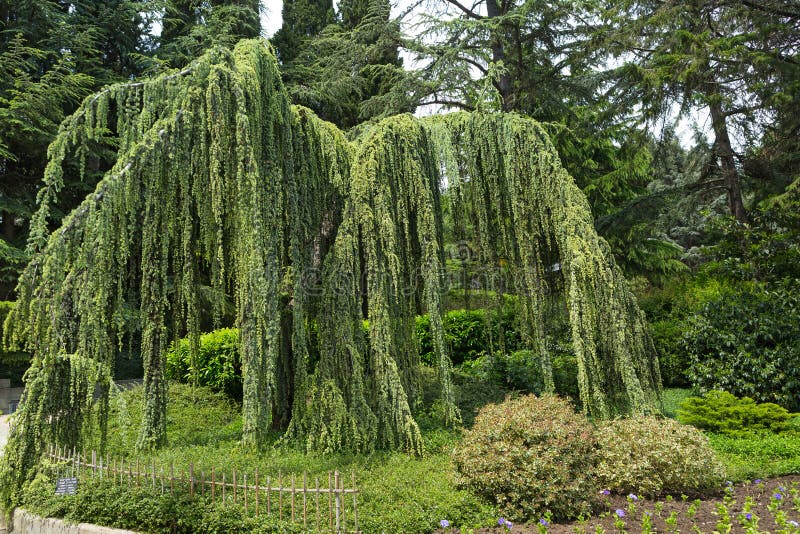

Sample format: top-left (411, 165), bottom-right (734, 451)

top-left (594, 416), bottom-right (725, 497)
top-left (452, 394), bottom-right (596, 521)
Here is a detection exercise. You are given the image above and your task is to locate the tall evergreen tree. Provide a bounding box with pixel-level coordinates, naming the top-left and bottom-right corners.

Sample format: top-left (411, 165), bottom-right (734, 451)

top-left (159, 0), bottom-right (261, 67)
top-left (278, 0), bottom-right (409, 129)
top-left (601, 0), bottom-right (800, 223)
top-left (272, 0), bottom-right (335, 65)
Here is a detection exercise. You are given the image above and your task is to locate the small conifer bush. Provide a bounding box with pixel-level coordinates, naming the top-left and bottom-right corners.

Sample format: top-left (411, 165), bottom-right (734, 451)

top-left (594, 416), bottom-right (725, 497)
top-left (452, 394), bottom-right (597, 521)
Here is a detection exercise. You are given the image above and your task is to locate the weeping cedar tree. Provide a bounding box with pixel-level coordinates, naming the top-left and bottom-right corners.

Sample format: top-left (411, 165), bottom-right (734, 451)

top-left (1, 40), bottom-right (661, 500)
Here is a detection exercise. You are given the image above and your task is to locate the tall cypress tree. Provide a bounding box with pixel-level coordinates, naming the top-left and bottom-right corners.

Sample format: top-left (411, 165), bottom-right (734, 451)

top-left (272, 0), bottom-right (335, 65)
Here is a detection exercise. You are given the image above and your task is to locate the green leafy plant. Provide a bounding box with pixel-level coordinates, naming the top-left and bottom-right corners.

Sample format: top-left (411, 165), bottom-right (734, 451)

top-left (678, 390), bottom-right (795, 436)
top-left (452, 394), bottom-right (597, 521)
top-left (683, 279), bottom-right (800, 411)
top-left (166, 328), bottom-right (242, 398)
top-left (594, 416), bottom-right (725, 497)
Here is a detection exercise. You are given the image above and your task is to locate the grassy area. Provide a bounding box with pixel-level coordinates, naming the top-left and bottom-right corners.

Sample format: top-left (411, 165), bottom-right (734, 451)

top-left (88, 379), bottom-right (497, 533)
top-left (663, 388), bottom-right (800, 482)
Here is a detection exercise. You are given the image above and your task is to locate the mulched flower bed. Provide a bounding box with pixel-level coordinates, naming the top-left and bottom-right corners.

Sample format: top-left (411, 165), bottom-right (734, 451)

top-left (444, 476), bottom-right (800, 533)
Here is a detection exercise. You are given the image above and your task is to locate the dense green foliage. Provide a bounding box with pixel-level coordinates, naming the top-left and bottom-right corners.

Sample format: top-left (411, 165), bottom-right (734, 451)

top-left (678, 390), bottom-right (795, 437)
top-left (166, 328), bottom-right (241, 397)
top-left (453, 394), bottom-right (597, 521)
top-left (683, 280), bottom-right (800, 410)
top-left (594, 416), bottom-right (725, 497)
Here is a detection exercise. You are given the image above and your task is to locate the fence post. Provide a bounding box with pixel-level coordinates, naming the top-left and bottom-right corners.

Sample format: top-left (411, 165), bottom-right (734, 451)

top-left (211, 467), bottom-right (216, 504)
top-left (91, 451), bottom-right (96, 479)
top-left (315, 476), bottom-right (320, 532)
top-left (328, 472), bottom-right (333, 532)
top-left (279, 472), bottom-right (283, 521)
top-left (222, 472), bottom-right (226, 506)
top-left (267, 475), bottom-right (271, 515)
top-left (352, 472), bottom-right (359, 534)
top-left (243, 473), bottom-right (248, 514)
top-left (291, 473), bottom-right (295, 522)
top-left (170, 462), bottom-right (175, 494)
top-left (255, 469), bottom-right (259, 517)
top-left (233, 469), bottom-right (237, 504)
top-left (335, 470), bottom-right (341, 533)
top-left (190, 463), bottom-right (195, 498)
top-left (303, 472), bottom-right (307, 530)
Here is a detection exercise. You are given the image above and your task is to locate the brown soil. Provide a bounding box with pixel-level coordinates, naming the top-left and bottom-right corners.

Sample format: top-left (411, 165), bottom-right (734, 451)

top-left (447, 476), bottom-right (800, 533)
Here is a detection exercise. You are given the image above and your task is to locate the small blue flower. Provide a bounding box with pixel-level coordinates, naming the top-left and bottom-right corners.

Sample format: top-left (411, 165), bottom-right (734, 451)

top-left (506, 521), bottom-right (513, 530)
top-left (644, 511), bottom-right (652, 517)
top-left (539, 518), bottom-right (549, 525)
top-left (498, 517), bottom-right (506, 526)
top-left (725, 481), bottom-right (733, 486)
top-left (779, 486), bottom-right (786, 491)
top-left (754, 479), bottom-right (762, 484)
top-left (745, 513), bottom-right (752, 520)
top-left (628, 493), bottom-right (638, 501)
top-left (775, 493), bottom-right (783, 500)
top-left (440, 519), bottom-right (450, 528)
top-left (615, 509), bottom-right (625, 518)
top-left (601, 489), bottom-right (610, 495)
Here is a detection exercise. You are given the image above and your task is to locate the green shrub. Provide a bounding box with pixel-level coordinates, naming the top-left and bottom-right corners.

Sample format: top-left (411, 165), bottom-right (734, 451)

top-left (459, 350), bottom-right (579, 401)
top-left (594, 416), bottom-right (725, 497)
top-left (165, 328), bottom-right (241, 397)
top-left (0, 301), bottom-right (31, 384)
top-left (683, 279), bottom-right (800, 410)
top-left (677, 390), bottom-right (795, 436)
top-left (417, 307), bottom-right (521, 366)
top-left (452, 394), bottom-right (597, 521)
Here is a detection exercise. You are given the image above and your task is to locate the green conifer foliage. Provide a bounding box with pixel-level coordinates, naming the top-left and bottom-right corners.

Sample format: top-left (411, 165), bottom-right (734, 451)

top-left (2, 40), bottom-right (660, 496)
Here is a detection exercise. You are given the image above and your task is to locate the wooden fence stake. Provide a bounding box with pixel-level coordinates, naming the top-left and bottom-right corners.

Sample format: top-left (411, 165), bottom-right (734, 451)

top-left (232, 469), bottom-right (237, 504)
top-left (352, 471), bottom-right (359, 533)
top-left (303, 472), bottom-right (307, 530)
top-left (189, 463), bottom-right (195, 498)
top-left (255, 469), bottom-right (259, 517)
top-left (170, 463), bottom-right (175, 494)
top-left (279, 472), bottom-right (283, 521)
top-left (136, 458), bottom-right (140, 487)
top-left (328, 471), bottom-right (333, 532)
top-left (315, 476), bottom-right (320, 532)
top-left (291, 473), bottom-right (295, 522)
top-left (335, 470), bottom-right (341, 533)
top-left (267, 476), bottom-right (271, 515)
top-left (211, 467), bottom-right (216, 504)
top-left (222, 472), bottom-right (226, 506)
top-left (243, 473), bottom-right (248, 514)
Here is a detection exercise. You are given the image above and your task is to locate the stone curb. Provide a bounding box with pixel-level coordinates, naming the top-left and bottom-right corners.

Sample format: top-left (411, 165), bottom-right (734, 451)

top-left (0, 509), bottom-right (138, 534)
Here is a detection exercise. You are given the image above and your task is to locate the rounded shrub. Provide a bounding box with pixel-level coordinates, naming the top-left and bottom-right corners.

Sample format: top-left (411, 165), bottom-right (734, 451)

top-left (452, 394), bottom-right (597, 521)
top-left (165, 328), bottom-right (241, 397)
top-left (677, 390), bottom-right (795, 436)
top-left (594, 416), bottom-right (725, 497)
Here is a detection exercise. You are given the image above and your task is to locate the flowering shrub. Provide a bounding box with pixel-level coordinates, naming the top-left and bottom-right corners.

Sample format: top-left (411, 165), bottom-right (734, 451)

top-left (595, 416), bottom-right (725, 497)
top-left (452, 394), bottom-right (597, 521)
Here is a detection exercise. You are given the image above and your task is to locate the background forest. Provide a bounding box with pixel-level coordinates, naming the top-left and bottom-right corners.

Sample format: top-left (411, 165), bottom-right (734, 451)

top-left (0, 1), bottom-right (799, 532)
top-left (1, 0), bottom-right (798, 399)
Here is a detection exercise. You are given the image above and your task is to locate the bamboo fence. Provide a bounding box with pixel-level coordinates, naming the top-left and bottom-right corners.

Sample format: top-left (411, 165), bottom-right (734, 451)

top-left (46, 446), bottom-right (359, 533)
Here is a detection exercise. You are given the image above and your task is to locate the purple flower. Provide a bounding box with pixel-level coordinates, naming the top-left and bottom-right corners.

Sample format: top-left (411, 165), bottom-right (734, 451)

top-left (788, 520), bottom-right (798, 527)
top-left (539, 518), bottom-right (549, 526)
top-left (498, 518), bottom-right (506, 526)
top-left (506, 521), bottom-right (513, 530)
top-left (726, 481), bottom-right (733, 486)
top-left (440, 519), bottom-right (450, 528)
top-left (601, 489), bottom-right (611, 495)
top-left (615, 509), bottom-right (626, 518)
top-left (628, 493), bottom-right (638, 501)
top-left (754, 479), bottom-right (762, 484)
top-left (779, 486), bottom-right (786, 492)
top-left (775, 493), bottom-right (783, 500)
top-left (745, 513), bottom-right (752, 520)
